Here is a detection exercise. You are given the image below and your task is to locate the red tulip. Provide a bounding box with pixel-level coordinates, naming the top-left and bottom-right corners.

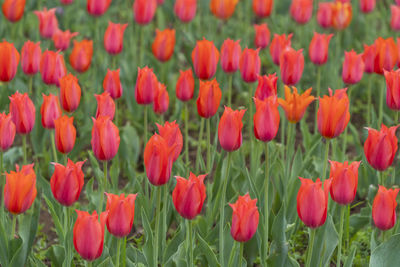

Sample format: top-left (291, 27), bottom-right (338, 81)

top-left (229, 193), bottom-right (259, 242)
top-left (362, 43), bottom-right (376, 74)
top-left (218, 106), bottom-right (245, 151)
top-left (239, 48), bottom-right (261, 83)
top-left (253, 96), bottom-right (280, 142)
top-left (34, 8), bottom-right (58, 39)
top-left (157, 121), bottom-right (183, 162)
top-left (397, 0), bottom-right (400, 5)
top-left (220, 39), bottom-right (241, 73)
top-left (0, 40), bottom-right (20, 82)
top-left (331, 2), bottom-right (352, 30)
top-left (364, 124), bottom-right (399, 171)
top-left (385, 69), bottom-right (400, 110)
top-left (192, 38), bottom-right (220, 80)
top-left (70, 40), bottom-right (93, 73)
top-left (391, 5), bottom-right (400, 31)
top-left (317, 2), bottom-right (333, 28)
top-left (54, 115), bottom-right (76, 154)
top-left (280, 47), bottom-right (304, 86)
top-left (9, 92), bottom-right (35, 134)
top-left (196, 79), bottom-right (222, 118)
top-left (172, 172), bottom-right (206, 219)
top-left (176, 69), bottom-right (195, 101)
top-left (21, 41), bottom-right (41, 75)
top-left (309, 32), bottom-right (333, 65)
top-left (372, 186), bottom-right (399, 231)
top-left (104, 22), bottom-right (128, 55)
top-left (152, 29), bottom-right (176, 62)
top-left (254, 74), bottom-right (278, 100)
top-left (40, 50), bottom-right (67, 86)
top-left (297, 177), bottom-right (331, 228)
top-left (103, 69), bottom-right (123, 99)
top-left (290, 0), bottom-right (313, 24)
top-left (0, 113), bottom-right (16, 151)
top-left (342, 50), bottom-right (364, 84)
top-left (87, 0), bottom-right (111, 16)
top-left (95, 92), bottom-right (115, 120)
top-left (210, 0), bottom-right (239, 19)
top-left (59, 73), bottom-right (81, 112)
top-left (105, 193), bottom-right (137, 237)
top-left (278, 86), bottom-right (315, 123)
top-left (135, 67), bottom-right (158, 105)
top-left (317, 88), bottom-right (350, 139)
top-left (253, 0), bottom-right (273, 17)
top-left (61, 0), bottom-right (74, 4)
top-left (4, 164), bottom-right (36, 214)
top-left (52, 29), bottom-right (78, 51)
top-left (153, 82), bottom-right (169, 114)
top-left (133, 0), bottom-right (157, 25)
top-left (360, 0), bottom-right (375, 13)
top-left (50, 159), bottom-right (85, 206)
top-left (2, 0), bottom-right (26, 22)
top-left (91, 116), bottom-right (120, 161)
top-left (174, 0), bottom-right (197, 22)
top-left (270, 33), bottom-right (292, 65)
top-left (254, 23), bottom-right (270, 49)
top-left (144, 133), bottom-right (175, 186)
top-left (329, 161), bottom-right (361, 205)
top-left (41, 93), bottom-right (62, 129)
top-left (73, 210), bottom-right (108, 261)
top-left (374, 37), bottom-right (398, 75)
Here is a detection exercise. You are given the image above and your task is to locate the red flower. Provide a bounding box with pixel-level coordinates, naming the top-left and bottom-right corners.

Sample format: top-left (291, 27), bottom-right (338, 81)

top-left (331, 2), bottom-right (352, 30)
top-left (105, 193), bottom-right (137, 237)
top-left (2, 0), bottom-right (26, 22)
top-left (270, 33), bottom-right (292, 65)
top-left (280, 47), bottom-right (304, 86)
top-left (9, 92), bottom-right (35, 134)
top-left (70, 40), bottom-right (93, 73)
top-left (104, 22), bottom-right (128, 55)
top-left (391, 5), bottom-right (400, 31)
top-left (41, 93), bottom-right (62, 129)
top-left (34, 8), bottom-right (58, 39)
top-left (290, 0), bottom-right (313, 24)
top-left (385, 69), bottom-right (400, 110)
top-left (87, 0), bottom-right (111, 16)
top-left (153, 82), bottom-right (169, 115)
top-left (220, 39), bottom-right (241, 73)
top-left (40, 50), bottom-right (67, 86)
top-left (329, 160), bottom-right (361, 205)
top-left (362, 43), bottom-right (376, 74)
top-left (360, 0), bottom-right (375, 13)
top-left (317, 2), bottom-right (333, 28)
top-left (157, 121), bottom-right (183, 162)
top-left (174, 0), bottom-right (197, 23)
top-left (175, 69), bottom-right (195, 102)
top-left (239, 48), bottom-right (261, 83)
top-left (95, 92), bottom-right (115, 120)
top-left (210, 0), bottom-right (239, 19)
top-left (52, 29), bottom-right (78, 51)
top-left (0, 113), bottom-right (16, 151)
top-left (54, 115), bottom-right (76, 154)
top-left (253, 96), bottom-right (280, 142)
top-left (103, 69), bottom-right (123, 99)
top-left (196, 79), bottom-right (222, 118)
top-left (21, 41), bottom-right (41, 75)
top-left (135, 67), bottom-right (158, 105)
top-left (192, 38), bottom-right (220, 80)
top-left (133, 0), bottom-right (157, 25)
top-left (91, 116), bottom-right (120, 161)
top-left (374, 37), bottom-right (398, 75)
top-left (342, 50), bottom-right (364, 84)
top-left (254, 23), bottom-right (270, 49)
top-left (0, 40), bottom-right (20, 82)
top-left (252, 0), bottom-right (273, 17)
top-left (218, 106), bottom-right (245, 151)
top-left (372, 186), bottom-right (399, 231)
top-left (59, 73), bottom-right (81, 112)
top-left (254, 73), bottom-right (278, 100)
top-left (152, 29), bottom-right (176, 62)
top-left (309, 32), bottom-right (333, 65)
top-left (229, 193), bottom-right (259, 242)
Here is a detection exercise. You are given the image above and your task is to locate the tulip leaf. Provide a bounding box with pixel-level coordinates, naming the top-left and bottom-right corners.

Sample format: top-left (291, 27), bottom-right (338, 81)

top-left (369, 234), bottom-right (400, 266)
top-left (141, 208), bottom-right (155, 267)
top-left (344, 246), bottom-right (357, 267)
top-left (163, 224), bottom-right (185, 265)
top-left (96, 257), bottom-right (114, 267)
top-left (126, 243), bottom-right (146, 265)
top-left (197, 232), bottom-right (220, 267)
top-left (45, 245), bottom-right (65, 267)
top-left (171, 242), bottom-right (188, 267)
top-left (0, 220), bottom-right (9, 266)
top-left (43, 195), bottom-right (65, 243)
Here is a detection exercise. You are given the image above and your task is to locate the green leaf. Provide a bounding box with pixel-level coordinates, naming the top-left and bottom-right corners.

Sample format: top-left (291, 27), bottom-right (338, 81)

top-left (0, 217), bottom-right (9, 266)
top-left (344, 246), bottom-right (357, 267)
top-left (369, 234), bottom-right (400, 267)
top-left (197, 232), bottom-right (220, 267)
top-left (141, 208), bottom-right (155, 267)
top-left (43, 195), bottom-right (65, 242)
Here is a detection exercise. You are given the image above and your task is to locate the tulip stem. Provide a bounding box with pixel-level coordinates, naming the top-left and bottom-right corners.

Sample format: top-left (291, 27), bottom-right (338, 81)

top-left (239, 242), bottom-right (244, 267)
top-left (22, 135), bottom-right (27, 165)
top-left (144, 105), bottom-right (148, 145)
top-left (228, 74), bottom-right (233, 107)
top-left (286, 122), bottom-right (295, 179)
top-left (322, 139), bottom-right (330, 181)
top-left (50, 131), bottom-right (58, 163)
top-left (195, 118), bottom-right (205, 172)
top-left (378, 79), bottom-right (385, 126)
top-left (219, 152), bottom-right (232, 267)
top-left (264, 142), bottom-right (269, 265)
top-left (154, 186), bottom-right (162, 267)
top-left (184, 102), bottom-right (189, 167)
top-left (305, 228), bottom-right (316, 267)
top-left (345, 204), bottom-right (350, 250)
top-left (11, 215), bottom-right (16, 239)
top-left (122, 236), bottom-right (127, 267)
top-left (28, 76), bottom-right (33, 96)
top-left (161, 184), bottom-right (168, 259)
top-left (206, 118), bottom-right (211, 173)
top-left (138, 26), bottom-right (144, 67)
top-left (116, 237), bottom-right (122, 267)
top-left (0, 151), bottom-right (4, 212)
top-left (367, 75), bottom-right (373, 125)
top-left (314, 67), bottom-right (322, 134)
top-left (337, 205), bottom-right (346, 267)
top-left (64, 154), bottom-right (68, 166)
top-left (64, 206), bottom-right (72, 267)
top-left (85, 261), bottom-right (93, 267)
top-left (227, 241), bottom-right (238, 267)
top-left (104, 161), bottom-right (108, 192)
top-left (187, 220), bottom-right (194, 267)
top-left (248, 84), bottom-right (254, 170)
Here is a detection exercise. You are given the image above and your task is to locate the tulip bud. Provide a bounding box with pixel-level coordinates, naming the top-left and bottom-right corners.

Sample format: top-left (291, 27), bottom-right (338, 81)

top-left (280, 47), bottom-right (304, 86)
top-left (156, 121), bottom-right (183, 162)
top-left (253, 97), bottom-right (280, 142)
top-left (342, 50), bottom-right (364, 85)
top-left (317, 2), bottom-right (333, 28)
top-left (153, 82), bottom-right (169, 115)
top-left (133, 0), bottom-right (157, 25)
top-left (218, 107), bottom-right (245, 151)
top-left (254, 24), bottom-right (270, 49)
top-left (0, 113), bottom-right (16, 151)
top-left (196, 79), bottom-right (222, 118)
top-left (374, 37), bottom-right (398, 75)
top-left (252, 0), bottom-right (273, 18)
top-left (61, 0), bottom-right (74, 4)
top-left (54, 115), bottom-right (76, 154)
top-left (270, 33), bottom-right (292, 65)
top-left (360, 0), bottom-right (375, 13)
top-left (21, 40), bottom-right (41, 75)
top-left (105, 193), bottom-right (137, 237)
top-left (0, 40), bottom-right (20, 82)
top-left (329, 161), bottom-right (361, 205)
top-left (391, 5), bottom-right (400, 31)
top-left (87, 0), bottom-right (111, 16)
top-left (229, 193), bottom-right (259, 242)
top-left (331, 2), bottom-right (352, 30)
top-left (2, 0), bottom-right (26, 22)
top-left (70, 40), bottom-right (93, 73)
top-left (385, 69), bottom-right (400, 110)
top-left (174, 0), bottom-right (197, 23)
top-left (135, 67), bottom-right (158, 105)
top-left (254, 73), bottom-right (278, 100)
top-left (95, 92), bottom-right (115, 120)
top-left (278, 86), bottom-right (315, 123)
top-left (59, 73), bottom-right (82, 112)
top-left (176, 69), bottom-right (195, 102)
top-left (34, 8), bottom-right (58, 39)
top-left (41, 93), bottom-right (62, 129)
top-left (220, 39), bottom-right (241, 73)
top-left (192, 38), bottom-right (220, 80)
top-left (103, 69), bottom-right (123, 99)
top-left (362, 43), bottom-right (376, 74)
top-left (239, 48), bottom-right (261, 83)
top-left (40, 50), bottom-right (67, 86)
top-left (152, 29), bottom-right (176, 62)
top-left (104, 22), bottom-right (128, 55)
top-left (309, 32), bottom-right (333, 65)
top-left (9, 92), bottom-right (35, 134)
top-left (290, 0), bottom-right (313, 24)
top-left (372, 186), bottom-right (399, 231)
top-left (91, 116), bottom-right (120, 161)
top-left (52, 29), bottom-right (78, 51)
top-left (210, 0), bottom-right (239, 19)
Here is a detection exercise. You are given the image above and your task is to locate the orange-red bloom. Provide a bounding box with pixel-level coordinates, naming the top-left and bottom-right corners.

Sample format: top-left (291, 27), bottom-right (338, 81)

top-left (0, 40), bottom-right (20, 82)
top-left (21, 41), bottom-right (41, 75)
top-left (362, 43), bottom-right (376, 74)
top-left (220, 39), bottom-right (241, 73)
top-left (317, 2), bottom-right (333, 28)
top-left (329, 161), bottom-right (361, 205)
top-left (91, 116), bottom-right (120, 161)
top-left (157, 121), bottom-right (183, 162)
top-left (360, 0), bottom-right (375, 13)
top-left (254, 24), bottom-right (270, 49)
top-left (374, 37), bottom-right (398, 75)
top-left (278, 86), bottom-right (314, 123)
top-left (153, 82), bottom-right (169, 114)
top-left (135, 67), bottom-right (158, 105)
top-left (2, 0), bottom-right (25, 22)
top-left (70, 40), bottom-right (93, 73)
top-left (196, 79), bottom-right (222, 118)
top-left (105, 193), bottom-right (137, 237)
top-left (280, 47), bottom-right (304, 86)
top-left (34, 8), bottom-right (58, 39)
top-left (385, 69), bottom-right (400, 110)
top-left (61, 0), bottom-right (74, 4)
top-left (133, 0), bottom-right (157, 25)
top-left (176, 69), bottom-right (195, 101)
top-left (41, 93), bottom-right (62, 129)
top-left (52, 29), bottom-right (78, 51)
top-left (172, 172), bottom-right (206, 219)
top-left (210, 0), bottom-right (239, 19)
top-left (391, 5), bottom-right (400, 31)
top-left (229, 193), bottom-right (259, 242)
top-left (254, 73), bottom-right (278, 100)
top-left (4, 164), bottom-right (36, 214)
top-left (192, 38), bottom-right (220, 80)
top-left (73, 210), bottom-right (107, 261)
top-left (54, 115), bottom-right (76, 154)
top-left (95, 92), bottom-right (115, 120)
top-left (317, 88), bottom-right (350, 139)
top-left (104, 22), bottom-right (128, 55)
top-left (152, 29), bottom-right (176, 62)
top-left (331, 2), bottom-right (352, 30)
top-left (254, 96), bottom-right (280, 142)
top-left (50, 159), bottom-right (85, 206)
top-left (342, 50), bottom-right (364, 84)
top-left (9, 92), bottom-right (35, 134)
top-left (253, 0), bottom-right (273, 17)
top-left (103, 69), bottom-right (123, 99)
top-left (290, 0), bottom-right (313, 24)
top-left (239, 48), bottom-right (261, 83)
top-left (174, 0), bottom-right (197, 22)
top-left (59, 73), bottom-right (81, 112)
top-left (309, 32), bottom-right (333, 65)
top-left (40, 50), bottom-right (67, 86)
top-left (0, 113), bottom-right (16, 151)
top-left (218, 106), bottom-right (245, 151)
top-left (87, 0), bottom-right (111, 16)
top-left (372, 186), bottom-right (399, 231)
top-left (270, 33), bottom-right (292, 65)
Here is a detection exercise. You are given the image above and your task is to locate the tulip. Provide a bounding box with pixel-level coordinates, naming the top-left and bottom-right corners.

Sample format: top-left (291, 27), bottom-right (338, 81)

top-left (360, 0), bottom-right (375, 13)
top-left (278, 86), bottom-right (315, 123)
top-left (297, 177), bottom-right (331, 228)
top-left (280, 47), bottom-right (304, 86)
top-left (105, 193), bottom-right (137, 237)
top-left (290, 0), bottom-right (313, 24)
top-left (54, 115), bottom-right (76, 154)
top-left (40, 50), bottom-right (67, 86)
top-left (174, 0), bottom-right (197, 22)
top-left (61, 0), bottom-right (74, 4)
top-left (2, 0), bottom-right (26, 22)
top-left (153, 82), bottom-right (169, 114)
top-left (254, 73), bottom-right (278, 100)
top-left (385, 69), bottom-right (400, 110)
top-left (87, 0), bottom-right (111, 16)
top-left (135, 67), bottom-right (158, 105)
top-left (218, 106), bottom-right (245, 151)
top-left (210, 0), bottom-right (239, 20)
top-left (372, 186), bottom-right (399, 231)
top-left (329, 161), bottom-right (361, 205)
top-left (220, 39), bottom-right (241, 73)
top-left (103, 69), bottom-right (123, 99)
top-left (317, 88), bottom-right (350, 139)
top-left (317, 2), bottom-right (333, 28)
top-left (59, 73), bottom-right (81, 112)
top-left (70, 40), bottom-right (93, 73)
top-left (374, 37), bottom-right (398, 75)
top-left (172, 172), bottom-right (206, 219)
top-left (270, 33), bottom-right (292, 65)
top-left (95, 92), bottom-right (115, 120)
top-left (50, 159), bottom-right (85, 206)
top-left (176, 69), bottom-right (195, 101)
top-left (21, 41), bottom-right (41, 75)
top-left (397, 0), bottom-right (400, 5)
top-left (197, 79), bottom-right (222, 118)
top-left (34, 8), bottom-right (58, 39)
top-left (157, 121), bottom-right (183, 162)
top-left (152, 29), bottom-right (176, 62)
top-left (9, 92), bottom-right (35, 134)
top-left (4, 164), bottom-right (36, 214)
top-left (364, 124), bottom-right (398, 171)
top-left (362, 43), bottom-right (376, 74)
top-left (229, 193), bottom-right (259, 242)
top-left (91, 116), bottom-right (120, 161)
top-left (133, 0), bottom-right (157, 25)
top-left (391, 5), bottom-right (400, 31)
top-left (331, 2), bottom-right (352, 30)
top-left (192, 38), bottom-right (220, 80)
top-left (41, 93), bottom-right (62, 129)
top-left (73, 210), bottom-right (107, 261)
top-left (0, 113), bottom-right (16, 151)
top-left (254, 24), bottom-right (270, 49)
top-left (104, 22), bottom-right (128, 55)
top-left (309, 32), bottom-right (333, 65)
top-left (0, 40), bottom-right (20, 82)
top-left (144, 133), bottom-right (175, 186)
top-left (52, 29), bottom-right (78, 51)
top-left (239, 48), bottom-right (261, 83)
top-left (252, 0), bottom-right (273, 17)
top-left (342, 50), bottom-right (364, 85)
top-left (253, 96), bottom-right (280, 142)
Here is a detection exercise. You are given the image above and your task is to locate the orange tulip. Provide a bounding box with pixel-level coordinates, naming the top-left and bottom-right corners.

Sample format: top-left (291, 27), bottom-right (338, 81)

top-left (87, 0), bottom-right (111, 16)
top-left (218, 106), bottom-right (246, 151)
top-left (135, 67), bottom-right (158, 105)
top-left (290, 0), bottom-right (313, 24)
top-left (278, 86), bottom-right (315, 123)
top-left (385, 69), bottom-right (400, 110)
top-left (372, 186), bottom-right (399, 231)
top-left (103, 69), bottom-right (123, 99)
top-left (104, 22), bottom-right (128, 55)
top-left (40, 50), bottom-right (67, 86)
top-left (52, 29), bottom-right (78, 51)
top-left (229, 193), bottom-right (259, 242)
top-left (174, 0), bottom-right (197, 23)
top-left (41, 93), bottom-right (62, 129)
top-left (331, 2), bottom-right (352, 30)
top-left (192, 38), bottom-right (220, 80)
top-left (210, 0), bottom-right (239, 20)
top-left (342, 50), bottom-right (364, 85)
top-left (34, 8), bottom-right (59, 39)
top-left (254, 73), bottom-right (278, 100)
top-left (2, 0), bottom-right (25, 22)
top-left (270, 33), bottom-right (292, 65)
top-left (0, 40), bottom-right (20, 82)
top-left (91, 116), bottom-right (120, 161)
top-left (70, 40), bottom-right (93, 73)
top-left (317, 2), bottom-right (333, 28)
top-left (59, 73), bottom-right (81, 112)
top-left (54, 115), bottom-right (76, 154)
top-left (176, 69), bottom-right (195, 102)
top-left (253, 96), bottom-right (280, 142)
top-left (95, 92), bottom-right (115, 120)
top-left (252, 0), bottom-right (273, 18)
top-left (374, 37), bottom-right (398, 75)
top-left (220, 39), bottom-right (241, 73)
top-left (105, 193), bottom-right (137, 237)
top-left (196, 79), bottom-right (222, 118)
top-left (0, 113), bottom-right (16, 151)
top-left (239, 48), bottom-right (261, 83)
top-left (280, 47), bottom-right (304, 86)
top-left (254, 24), bottom-right (270, 49)
top-left (309, 32), bottom-right (333, 65)
top-left (152, 29), bottom-right (176, 62)
top-left (157, 121), bottom-right (183, 162)
top-left (21, 41), bottom-right (41, 75)
top-left (153, 82), bottom-right (169, 115)
top-left (133, 0), bottom-right (157, 25)
top-left (9, 92), bottom-right (35, 134)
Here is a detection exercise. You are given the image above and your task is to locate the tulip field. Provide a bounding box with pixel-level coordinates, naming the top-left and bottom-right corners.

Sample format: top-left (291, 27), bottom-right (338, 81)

top-left (2, 0), bottom-right (400, 266)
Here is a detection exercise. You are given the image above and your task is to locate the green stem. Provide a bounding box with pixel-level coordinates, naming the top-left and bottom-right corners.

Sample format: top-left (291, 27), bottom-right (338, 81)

top-left (314, 67), bottom-right (322, 133)
top-left (196, 118), bottom-right (205, 172)
top-left (206, 118), bottom-right (211, 173)
top-left (228, 241), bottom-right (238, 267)
top-left (239, 242), bottom-right (244, 267)
top-left (367, 75), bottom-right (372, 125)
top-left (161, 184), bottom-right (168, 260)
top-left (322, 139), bottom-right (330, 181)
top-left (0, 151), bottom-right (3, 213)
top-left (378, 79), bottom-right (385, 126)
top-left (345, 204), bottom-right (350, 250)
top-left (286, 122), bottom-right (295, 179)
top-left (248, 84), bottom-right (254, 169)
top-left (104, 161), bottom-right (108, 193)
top-left (11, 215), bottom-right (16, 239)
top-left (64, 154), bottom-right (68, 166)
top-left (305, 229), bottom-right (316, 267)
top-left (22, 135), bottom-right (27, 165)
top-left (64, 206), bottom-right (72, 267)
top-left (187, 220), bottom-right (194, 267)
top-left (116, 237), bottom-right (122, 267)
top-left (184, 102), bottom-right (189, 167)
top-left (50, 131), bottom-right (58, 162)
top-left (337, 205), bottom-right (346, 267)
top-left (264, 142), bottom-right (269, 265)
top-left (154, 186), bottom-right (162, 267)
top-left (28, 76), bottom-right (33, 96)
top-left (115, 100), bottom-right (119, 128)
top-left (228, 74), bottom-right (233, 107)
top-left (144, 105), bottom-right (148, 145)
top-left (138, 26), bottom-right (144, 67)
top-left (86, 261), bottom-right (93, 267)
top-left (122, 237), bottom-right (127, 267)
